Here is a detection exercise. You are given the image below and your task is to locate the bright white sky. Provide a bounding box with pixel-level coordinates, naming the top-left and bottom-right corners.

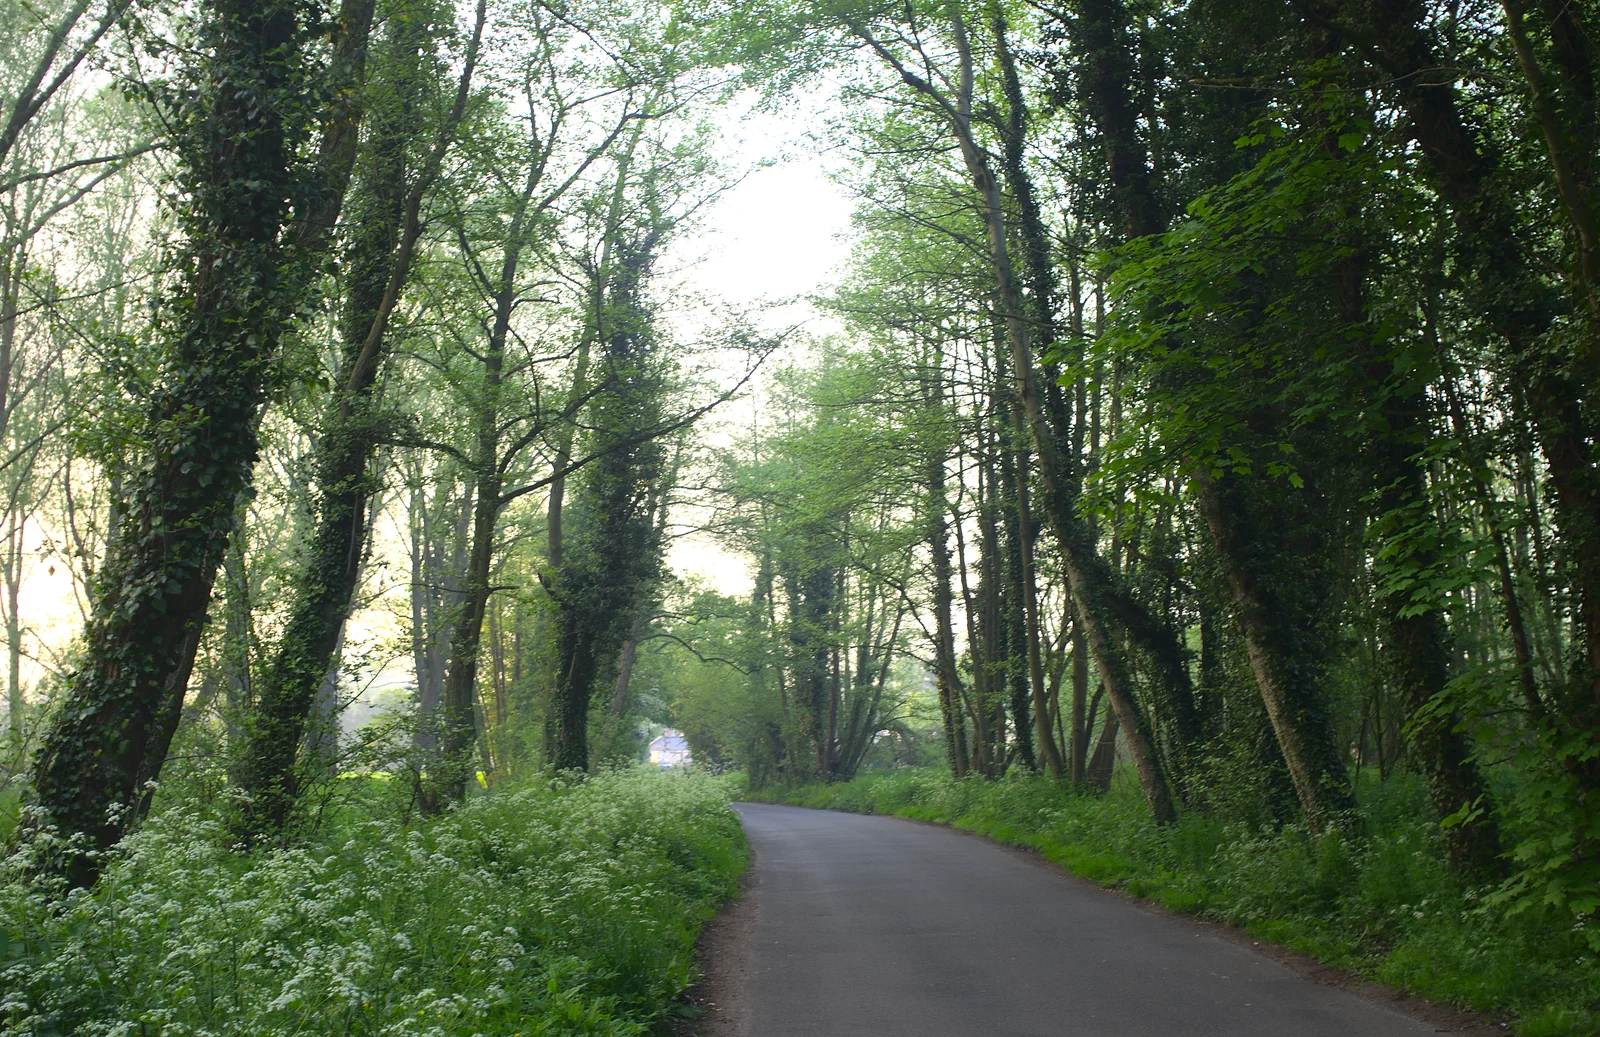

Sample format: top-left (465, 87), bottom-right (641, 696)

top-left (15, 89), bottom-right (859, 701)
top-left (664, 102), bottom-right (854, 333)
top-left (657, 92), bottom-right (856, 598)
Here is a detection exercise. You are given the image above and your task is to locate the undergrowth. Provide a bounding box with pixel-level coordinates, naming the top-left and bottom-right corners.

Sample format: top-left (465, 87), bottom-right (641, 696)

top-left (748, 769), bottom-right (1600, 1037)
top-left (0, 769), bottom-right (746, 1036)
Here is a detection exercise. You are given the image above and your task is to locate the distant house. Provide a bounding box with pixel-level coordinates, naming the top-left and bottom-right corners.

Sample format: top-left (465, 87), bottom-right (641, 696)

top-left (649, 729), bottom-right (691, 769)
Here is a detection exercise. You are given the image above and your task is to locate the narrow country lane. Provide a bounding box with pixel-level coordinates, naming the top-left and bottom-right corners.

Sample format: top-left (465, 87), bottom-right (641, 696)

top-left (719, 804), bottom-right (1467, 1037)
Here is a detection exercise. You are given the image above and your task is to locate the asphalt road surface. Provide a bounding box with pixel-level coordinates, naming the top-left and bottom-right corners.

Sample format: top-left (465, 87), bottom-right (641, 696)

top-left (722, 803), bottom-right (1468, 1037)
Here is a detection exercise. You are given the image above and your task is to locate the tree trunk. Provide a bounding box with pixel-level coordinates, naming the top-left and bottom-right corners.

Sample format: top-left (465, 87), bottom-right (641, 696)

top-left (435, 259), bottom-right (515, 801)
top-left (412, 473), bottom-right (468, 751)
top-left (1084, 702), bottom-right (1119, 793)
top-left (847, 9), bottom-right (1175, 815)
top-left (974, 441), bottom-right (1009, 773)
top-left (609, 467), bottom-right (673, 718)
top-left (235, 0), bottom-right (484, 837)
top-left (1366, 389), bottom-right (1504, 872)
top-left (4, 512), bottom-right (22, 730)
top-left (436, 464), bottom-right (500, 802)
top-left (545, 338), bottom-right (591, 570)
top-left (1008, 415), bottom-right (1063, 779)
top-left (925, 407), bottom-right (970, 779)
top-left (994, 370), bottom-right (1037, 773)
top-left (28, 0), bottom-right (320, 887)
top-left (1334, 0), bottom-right (1600, 752)
top-left (1196, 474), bottom-right (1356, 833)
top-left (1070, 614), bottom-right (1090, 785)
top-left (610, 618), bottom-right (643, 716)
top-left (546, 235), bottom-right (668, 773)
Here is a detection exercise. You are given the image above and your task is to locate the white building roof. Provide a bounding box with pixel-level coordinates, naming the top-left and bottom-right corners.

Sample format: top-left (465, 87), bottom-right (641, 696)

top-left (650, 728), bottom-right (689, 752)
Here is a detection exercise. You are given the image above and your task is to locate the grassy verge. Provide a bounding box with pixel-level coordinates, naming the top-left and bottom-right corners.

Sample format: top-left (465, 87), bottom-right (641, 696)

top-left (1, 769), bottom-right (747, 1036)
top-left (747, 769), bottom-right (1599, 1037)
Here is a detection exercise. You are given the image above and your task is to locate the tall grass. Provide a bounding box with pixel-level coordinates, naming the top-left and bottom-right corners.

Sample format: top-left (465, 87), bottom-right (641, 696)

top-left (1, 769), bottom-right (746, 1036)
top-left (749, 770), bottom-right (1600, 1037)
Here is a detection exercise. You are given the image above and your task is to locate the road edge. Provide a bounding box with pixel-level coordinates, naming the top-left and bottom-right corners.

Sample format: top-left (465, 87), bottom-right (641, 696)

top-left (740, 800), bottom-right (1510, 1037)
top-left (667, 842), bottom-right (756, 1037)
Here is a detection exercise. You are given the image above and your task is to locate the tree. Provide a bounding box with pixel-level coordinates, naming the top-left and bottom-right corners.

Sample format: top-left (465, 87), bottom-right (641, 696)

top-left (233, 0), bottom-right (485, 841)
top-left (27, 0), bottom-right (359, 886)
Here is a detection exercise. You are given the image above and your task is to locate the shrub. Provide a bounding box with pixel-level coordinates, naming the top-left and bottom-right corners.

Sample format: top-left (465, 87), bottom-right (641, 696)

top-left (0, 769), bottom-right (746, 1036)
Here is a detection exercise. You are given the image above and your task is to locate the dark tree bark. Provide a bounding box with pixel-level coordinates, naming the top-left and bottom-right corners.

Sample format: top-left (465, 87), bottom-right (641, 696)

top-left (28, 0), bottom-right (330, 887)
top-left (926, 432), bottom-right (971, 779)
top-left (974, 435), bottom-right (1010, 772)
top-left (996, 436), bottom-right (1038, 773)
top-left (786, 563), bottom-right (837, 780)
top-left (611, 464), bottom-right (673, 717)
top-left (437, 442), bottom-right (503, 798)
top-left (1084, 700), bottom-right (1120, 793)
top-left (1324, 0), bottom-right (1600, 739)
top-left (546, 239), bottom-right (668, 773)
top-left (1195, 473), bottom-right (1357, 832)
top-left (846, 9), bottom-right (1176, 817)
top-left (1070, 614), bottom-right (1090, 785)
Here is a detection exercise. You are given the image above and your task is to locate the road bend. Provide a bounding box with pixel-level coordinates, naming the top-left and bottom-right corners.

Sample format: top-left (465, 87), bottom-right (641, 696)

top-left (730, 802), bottom-right (1445, 1037)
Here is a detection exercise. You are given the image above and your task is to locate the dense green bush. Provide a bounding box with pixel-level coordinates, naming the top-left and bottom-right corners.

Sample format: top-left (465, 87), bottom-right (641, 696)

top-left (0, 769), bottom-right (745, 1036)
top-left (750, 770), bottom-right (1600, 1036)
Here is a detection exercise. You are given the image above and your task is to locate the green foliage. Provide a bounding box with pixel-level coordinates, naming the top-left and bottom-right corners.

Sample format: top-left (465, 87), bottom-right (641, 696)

top-left (754, 771), bottom-right (1600, 1035)
top-left (0, 769), bottom-right (746, 1035)
top-left (25, 0), bottom-right (337, 884)
top-left (707, 341), bottom-right (929, 785)
top-left (1088, 93), bottom-right (1396, 494)
top-left (1482, 713), bottom-right (1600, 941)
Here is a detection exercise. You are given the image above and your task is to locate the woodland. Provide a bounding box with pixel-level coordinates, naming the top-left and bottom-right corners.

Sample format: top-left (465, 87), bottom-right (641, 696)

top-left (0, 0), bottom-right (1597, 1031)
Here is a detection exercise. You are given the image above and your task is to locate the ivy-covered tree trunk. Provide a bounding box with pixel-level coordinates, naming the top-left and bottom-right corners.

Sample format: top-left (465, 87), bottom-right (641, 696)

top-left (1084, 700), bottom-right (1119, 793)
top-left (27, 0), bottom-right (320, 887)
top-left (1195, 472), bottom-right (1357, 832)
top-left (1069, 614), bottom-right (1090, 786)
top-left (973, 439), bottom-right (1010, 769)
top-left (553, 454), bottom-right (667, 765)
top-left (235, 9), bottom-right (415, 836)
top-left (546, 240), bottom-right (667, 773)
top-left (235, 0), bottom-right (485, 836)
top-left (1339, 0), bottom-right (1600, 767)
top-left (437, 455), bottom-right (501, 799)
top-left (434, 249), bottom-right (517, 804)
top-left (610, 460), bottom-right (673, 717)
top-left (992, 354), bottom-right (1036, 774)
top-left (924, 429), bottom-right (970, 779)
top-left (1006, 403), bottom-right (1065, 780)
